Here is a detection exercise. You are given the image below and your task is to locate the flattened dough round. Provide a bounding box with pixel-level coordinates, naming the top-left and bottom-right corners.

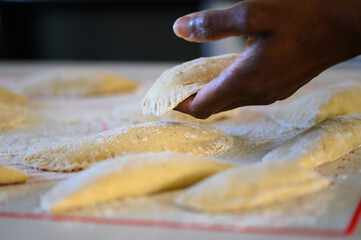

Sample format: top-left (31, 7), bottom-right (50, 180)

top-left (175, 162), bottom-right (329, 212)
top-left (24, 121), bottom-right (234, 172)
top-left (0, 102), bottom-right (28, 130)
top-left (41, 152), bottom-right (234, 213)
top-left (0, 87), bottom-right (27, 105)
top-left (263, 114), bottom-right (361, 169)
top-left (0, 165), bottom-right (28, 184)
top-left (22, 70), bottom-right (138, 97)
top-left (142, 53), bottom-right (238, 116)
top-left (271, 81), bottom-right (361, 129)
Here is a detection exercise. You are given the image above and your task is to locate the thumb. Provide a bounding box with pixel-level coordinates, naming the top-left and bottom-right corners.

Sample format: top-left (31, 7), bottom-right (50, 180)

top-left (173, 1), bottom-right (267, 42)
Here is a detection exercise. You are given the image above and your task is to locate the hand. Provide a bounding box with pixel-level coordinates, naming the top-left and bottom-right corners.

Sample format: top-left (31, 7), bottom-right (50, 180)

top-left (173, 0), bottom-right (361, 119)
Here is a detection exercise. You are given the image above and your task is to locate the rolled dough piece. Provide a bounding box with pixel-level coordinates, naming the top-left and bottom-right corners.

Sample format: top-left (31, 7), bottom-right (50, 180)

top-left (263, 114), bottom-right (361, 169)
top-left (0, 102), bottom-right (28, 130)
top-left (271, 81), bottom-right (361, 129)
top-left (142, 53), bottom-right (238, 116)
top-left (175, 162), bottom-right (329, 212)
top-left (0, 165), bottom-right (28, 184)
top-left (41, 152), bottom-right (234, 213)
top-left (22, 70), bottom-right (138, 97)
top-left (24, 121), bottom-right (233, 172)
top-left (0, 87), bottom-right (27, 105)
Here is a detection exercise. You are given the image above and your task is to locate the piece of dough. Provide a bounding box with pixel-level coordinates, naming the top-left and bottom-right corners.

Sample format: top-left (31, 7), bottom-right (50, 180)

top-left (41, 152), bottom-right (234, 213)
top-left (114, 99), bottom-right (239, 124)
top-left (263, 114), bottom-right (361, 169)
top-left (0, 102), bottom-right (28, 130)
top-left (0, 165), bottom-right (28, 184)
top-left (271, 81), bottom-right (361, 129)
top-left (0, 87), bottom-right (27, 105)
top-left (142, 53), bottom-right (238, 116)
top-left (22, 70), bottom-right (138, 97)
top-left (24, 121), bottom-right (233, 172)
top-left (175, 161), bottom-right (329, 212)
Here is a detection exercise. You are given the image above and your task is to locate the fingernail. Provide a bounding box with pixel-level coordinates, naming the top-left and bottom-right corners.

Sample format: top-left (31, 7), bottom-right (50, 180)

top-left (173, 16), bottom-right (191, 38)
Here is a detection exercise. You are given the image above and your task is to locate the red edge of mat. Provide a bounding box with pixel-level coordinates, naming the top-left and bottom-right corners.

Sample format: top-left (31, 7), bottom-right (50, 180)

top-left (0, 197), bottom-right (360, 238)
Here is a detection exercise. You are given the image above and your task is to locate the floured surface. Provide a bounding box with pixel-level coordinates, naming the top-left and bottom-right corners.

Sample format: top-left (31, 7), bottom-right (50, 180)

top-left (1, 66), bottom-right (361, 238)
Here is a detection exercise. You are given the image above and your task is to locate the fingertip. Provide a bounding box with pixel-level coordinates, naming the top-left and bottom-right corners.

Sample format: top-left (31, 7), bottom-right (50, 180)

top-left (173, 16), bottom-right (191, 38)
top-left (174, 95), bottom-right (194, 113)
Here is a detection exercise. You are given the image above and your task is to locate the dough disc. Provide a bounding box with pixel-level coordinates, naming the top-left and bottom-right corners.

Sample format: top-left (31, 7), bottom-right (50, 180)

top-left (263, 114), bottom-right (361, 169)
top-left (41, 152), bottom-right (234, 213)
top-left (142, 54), bottom-right (238, 116)
top-left (24, 121), bottom-right (234, 172)
top-left (0, 102), bottom-right (28, 130)
top-left (0, 165), bottom-right (28, 184)
top-left (22, 70), bottom-right (138, 97)
top-left (175, 162), bottom-right (329, 212)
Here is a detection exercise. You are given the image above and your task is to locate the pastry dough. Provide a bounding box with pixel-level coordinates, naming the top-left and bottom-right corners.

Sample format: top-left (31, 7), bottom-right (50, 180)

top-left (0, 102), bottom-right (28, 130)
top-left (22, 70), bottom-right (138, 97)
top-left (0, 165), bottom-right (28, 184)
top-left (142, 54), bottom-right (238, 116)
top-left (263, 114), bottom-right (361, 169)
top-left (41, 152), bottom-right (234, 213)
top-left (175, 162), bottom-right (329, 212)
top-left (271, 81), bottom-right (361, 129)
top-left (0, 87), bottom-right (27, 105)
top-left (24, 121), bottom-right (233, 172)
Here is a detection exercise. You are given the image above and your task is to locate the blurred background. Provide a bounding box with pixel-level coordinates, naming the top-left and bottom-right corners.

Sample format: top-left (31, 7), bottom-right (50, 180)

top-left (0, 0), bottom-right (245, 62)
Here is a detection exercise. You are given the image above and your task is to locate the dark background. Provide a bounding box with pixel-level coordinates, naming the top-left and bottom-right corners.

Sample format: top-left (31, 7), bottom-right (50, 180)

top-left (0, 0), bottom-right (203, 61)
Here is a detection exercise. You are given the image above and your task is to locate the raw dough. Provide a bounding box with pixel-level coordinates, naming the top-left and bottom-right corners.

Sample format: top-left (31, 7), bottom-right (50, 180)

top-left (0, 87), bottom-right (27, 105)
top-left (41, 152), bottom-right (234, 213)
top-left (24, 121), bottom-right (234, 172)
top-left (114, 98), bottom-right (239, 124)
top-left (0, 102), bottom-right (28, 130)
top-left (271, 81), bottom-right (361, 129)
top-left (22, 70), bottom-right (138, 97)
top-left (263, 114), bottom-right (361, 169)
top-left (175, 161), bottom-right (329, 212)
top-left (0, 165), bottom-right (28, 184)
top-left (142, 53), bottom-right (238, 116)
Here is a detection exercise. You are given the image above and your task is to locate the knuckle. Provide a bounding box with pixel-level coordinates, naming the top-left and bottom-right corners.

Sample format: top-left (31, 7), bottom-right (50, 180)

top-left (191, 11), bottom-right (216, 39)
top-left (233, 1), bottom-right (268, 34)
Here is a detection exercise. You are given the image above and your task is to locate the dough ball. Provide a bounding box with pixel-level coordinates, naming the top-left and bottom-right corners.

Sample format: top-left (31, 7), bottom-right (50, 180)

top-left (0, 87), bottom-right (27, 105)
top-left (263, 114), bottom-right (361, 169)
top-left (0, 165), bottom-right (28, 184)
top-left (24, 121), bottom-right (234, 172)
top-left (0, 102), bottom-right (28, 130)
top-left (175, 162), bottom-right (329, 212)
top-left (22, 70), bottom-right (138, 97)
top-left (142, 54), bottom-right (238, 116)
top-left (41, 152), bottom-right (234, 213)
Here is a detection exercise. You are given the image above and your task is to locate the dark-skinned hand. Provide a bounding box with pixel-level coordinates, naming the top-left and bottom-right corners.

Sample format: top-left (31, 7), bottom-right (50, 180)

top-left (173, 0), bottom-right (361, 119)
